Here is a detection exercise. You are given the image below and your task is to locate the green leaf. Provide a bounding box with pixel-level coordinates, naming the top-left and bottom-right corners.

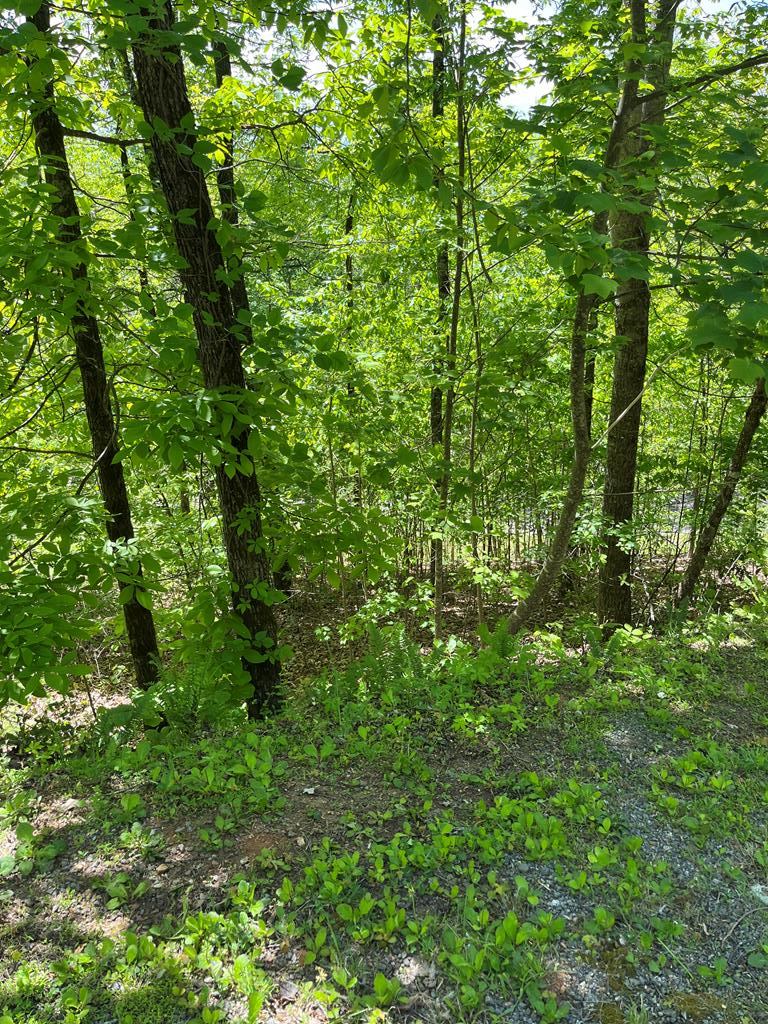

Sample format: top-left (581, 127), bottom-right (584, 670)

top-left (581, 274), bottom-right (617, 299)
top-left (242, 190), bottom-right (267, 215)
top-left (168, 443), bottom-right (184, 470)
top-left (16, 821), bottom-right (34, 843)
top-left (411, 155), bottom-right (434, 191)
top-left (277, 65), bottom-right (305, 90)
top-left (728, 357), bottom-right (764, 384)
top-left (327, 567), bottom-right (341, 589)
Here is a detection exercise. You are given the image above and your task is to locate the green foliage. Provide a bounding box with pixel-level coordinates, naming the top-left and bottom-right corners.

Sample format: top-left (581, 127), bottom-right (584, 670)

top-left (1, 0), bottom-right (767, 712)
top-left (3, 2), bottom-right (768, 1020)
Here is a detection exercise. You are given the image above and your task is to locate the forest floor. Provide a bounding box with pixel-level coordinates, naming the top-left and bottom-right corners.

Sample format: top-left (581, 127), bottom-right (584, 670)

top-left (1, 611), bottom-right (768, 1024)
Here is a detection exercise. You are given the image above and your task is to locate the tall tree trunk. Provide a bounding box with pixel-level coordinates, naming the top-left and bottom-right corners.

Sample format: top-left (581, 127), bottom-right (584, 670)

top-left (434, 8), bottom-right (466, 639)
top-left (597, 282), bottom-right (651, 626)
top-left (584, 306), bottom-right (598, 440)
top-left (430, 10), bottom-right (449, 590)
top-left (689, 360), bottom-right (709, 552)
top-left (675, 378), bottom-right (767, 608)
top-left (130, 0), bottom-right (280, 716)
top-left (597, 0), bottom-right (678, 627)
top-left (507, 2), bottom-right (660, 635)
top-left (343, 191), bottom-right (363, 510)
top-left (466, 261), bottom-right (485, 627)
top-left (28, 2), bottom-right (160, 691)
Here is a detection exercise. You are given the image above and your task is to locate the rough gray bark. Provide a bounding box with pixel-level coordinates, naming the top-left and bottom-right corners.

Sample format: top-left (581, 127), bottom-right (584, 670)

top-left (29, 2), bottom-right (160, 690)
top-left (131, 0), bottom-right (280, 716)
top-left (675, 378), bottom-right (767, 608)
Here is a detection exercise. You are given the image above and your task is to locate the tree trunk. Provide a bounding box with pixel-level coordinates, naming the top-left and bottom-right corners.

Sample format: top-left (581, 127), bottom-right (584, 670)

top-left (507, 293), bottom-right (595, 633)
top-left (130, 0), bottom-right (280, 716)
top-left (584, 305), bottom-right (598, 439)
top-left (466, 260), bottom-right (485, 627)
top-left (434, 8), bottom-right (465, 639)
top-left (506, 1), bottom-right (662, 635)
top-left (29, 2), bottom-right (160, 691)
top-left (675, 378), bottom-right (767, 608)
top-left (597, 276), bottom-right (650, 626)
top-left (430, 10), bottom-right (449, 589)
top-left (343, 191), bottom-right (363, 510)
top-left (597, 0), bottom-right (678, 627)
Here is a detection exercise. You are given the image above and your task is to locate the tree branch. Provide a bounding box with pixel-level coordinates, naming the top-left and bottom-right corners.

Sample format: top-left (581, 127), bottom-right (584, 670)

top-left (62, 128), bottom-right (145, 147)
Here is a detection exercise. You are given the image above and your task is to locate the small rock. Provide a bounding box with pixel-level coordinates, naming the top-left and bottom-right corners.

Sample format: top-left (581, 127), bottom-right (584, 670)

top-left (750, 883), bottom-right (768, 905)
top-left (296, 837), bottom-right (306, 847)
top-left (156, 864), bottom-right (169, 874)
top-left (279, 980), bottom-right (299, 1001)
top-left (302, 787), bottom-right (316, 795)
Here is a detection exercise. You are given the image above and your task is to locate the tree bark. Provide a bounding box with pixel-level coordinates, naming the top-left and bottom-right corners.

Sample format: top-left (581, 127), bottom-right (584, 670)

top-left (675, 378), bottom-right (767, 608)
top-left (466, 261), bottom-right (485, 627)
top-left (434, 8), bottom-right (465, 639)
top-left (507, 2), bottom-right (662, 635)
top-left (342, 191), bottom-right (363, 510)
top-left (597, 0), bottom-right (678, 627)
top-left (28, 2), bottom-right (160, 690)
top-left (430, 10), bottom-right (449, 589)
top-left (584, 307), bottom-right (598, 440)
top-left (130, 0), bottom-right (280, 716)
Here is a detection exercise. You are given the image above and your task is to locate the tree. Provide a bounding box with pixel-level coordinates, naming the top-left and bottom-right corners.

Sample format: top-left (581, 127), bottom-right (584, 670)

top-left (430, 7), bottom-right (450, 597)
top-left (675, 377), bottom-right (767, 609)
top-left (597, 0), bottom-right (679, 628)
top-left (129, 0), bottom-right (281, 715)
top-left (509, 0), bottom-right (663, 633)
top-left (26, 0), bottom-right (160, 689)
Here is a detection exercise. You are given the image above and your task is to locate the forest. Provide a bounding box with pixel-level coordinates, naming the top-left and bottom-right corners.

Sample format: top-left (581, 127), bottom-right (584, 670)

top-left (1, 0), bottom-right (768, 1020)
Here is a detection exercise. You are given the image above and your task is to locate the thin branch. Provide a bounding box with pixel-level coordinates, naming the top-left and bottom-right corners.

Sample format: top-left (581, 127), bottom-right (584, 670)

top-left (641, 52), bottom-right (768, 110)
top-left (591, 349), bottom-right (681, 450)
top-left (62, 128), bottom-right (145, 146)
top-left (0, 445), bottom-right (91, 458)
